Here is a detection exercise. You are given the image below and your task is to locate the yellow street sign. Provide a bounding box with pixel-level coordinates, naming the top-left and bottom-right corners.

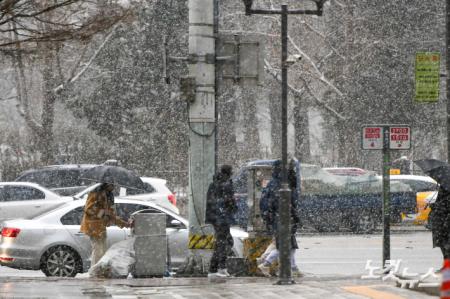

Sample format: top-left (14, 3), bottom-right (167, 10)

top-left (390, 169), bottom-right (401, 175)
top-left (415, 52), bottom-right (440, 103)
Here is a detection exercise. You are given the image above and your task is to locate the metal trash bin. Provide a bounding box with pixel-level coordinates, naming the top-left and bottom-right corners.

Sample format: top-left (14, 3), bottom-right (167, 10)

top-left (132, 213), bottom-right (167, 277)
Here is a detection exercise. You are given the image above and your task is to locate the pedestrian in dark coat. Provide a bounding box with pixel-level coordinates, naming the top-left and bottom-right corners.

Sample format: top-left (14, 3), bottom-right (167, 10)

top-left (206, 165), bottom-right (237, 278)
top-left (258, 160), bottom-right (301, 276)
top-left (429, 186), bottom-right (450, 263)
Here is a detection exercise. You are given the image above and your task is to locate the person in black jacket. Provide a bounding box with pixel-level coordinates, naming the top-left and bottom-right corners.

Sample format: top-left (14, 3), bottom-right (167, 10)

top-left (258, 160), bottom-right (301, 277)
top-left (429, 185), bottom-right (450, 270)
top-left (206, 165), bottom-right (237, 278)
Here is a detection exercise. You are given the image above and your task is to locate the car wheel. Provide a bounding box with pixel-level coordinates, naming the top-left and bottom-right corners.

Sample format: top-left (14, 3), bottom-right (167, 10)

top-left (352, 212), bottom-right (376, 234)
top-left (41, 246), bottom-right (81, 277)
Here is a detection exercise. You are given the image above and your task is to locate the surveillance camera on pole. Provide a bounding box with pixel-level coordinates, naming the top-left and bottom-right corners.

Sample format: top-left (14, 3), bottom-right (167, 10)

top-left (285, 54), bottom-right (302, 67)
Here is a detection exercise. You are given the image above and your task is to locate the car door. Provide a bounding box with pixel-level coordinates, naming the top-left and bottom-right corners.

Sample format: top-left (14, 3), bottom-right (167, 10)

top-left (61, 206), bottom-right (91, 258)
top-left (61, 205), bottom-right (127, 257)
top-left (165, 214), bottom-right (189, 267)
top-left (0, 185), bottom-right (56, 220)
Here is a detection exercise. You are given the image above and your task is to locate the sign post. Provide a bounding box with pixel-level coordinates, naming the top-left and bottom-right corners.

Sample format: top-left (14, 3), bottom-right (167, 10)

top-left (382, 126), bottom-right (390, 267)
top-left (362, 125), bottom-right (411, 268)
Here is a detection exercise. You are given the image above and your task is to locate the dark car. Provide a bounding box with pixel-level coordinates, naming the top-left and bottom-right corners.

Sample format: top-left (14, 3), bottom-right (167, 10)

top-left (15, 164), bottom-right (98, 196)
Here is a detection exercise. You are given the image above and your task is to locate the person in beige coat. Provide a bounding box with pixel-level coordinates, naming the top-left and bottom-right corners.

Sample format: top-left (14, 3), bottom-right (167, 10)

top-left (80, 183), bottom-right (129, 270)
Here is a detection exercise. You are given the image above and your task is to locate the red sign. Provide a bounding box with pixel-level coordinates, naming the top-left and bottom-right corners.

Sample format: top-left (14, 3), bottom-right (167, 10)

top-left (362, 126), bottom-right (383, 149)
top-left (389, 127), bottom-right (410, 149)
top-left (362, 125), bottom-right (411, 150)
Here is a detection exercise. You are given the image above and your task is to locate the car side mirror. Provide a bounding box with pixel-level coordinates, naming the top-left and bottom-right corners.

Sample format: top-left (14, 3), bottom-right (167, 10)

top-left (170, 219), bottom-right (183, 228)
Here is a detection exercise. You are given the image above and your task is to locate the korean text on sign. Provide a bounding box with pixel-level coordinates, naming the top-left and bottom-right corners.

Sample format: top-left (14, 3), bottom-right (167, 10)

top-left (415, 52), bottom-right (440, 103)
top-left (389, 127), bottom-right (411, 149)
top-left (362, 126), bottom-right (383, 150)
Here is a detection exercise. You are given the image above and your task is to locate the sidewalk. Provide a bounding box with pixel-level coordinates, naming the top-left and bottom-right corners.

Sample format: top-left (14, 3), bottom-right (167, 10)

top-left (0, 275), bottom-right (438, 298)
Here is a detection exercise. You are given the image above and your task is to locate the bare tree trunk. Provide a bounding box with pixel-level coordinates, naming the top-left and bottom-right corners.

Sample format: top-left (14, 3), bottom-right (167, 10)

top-left (40, 46), bottom-right (57, 164)
top-left (338, 0), bottom-right (355, 166)
top-left (270, 81), bottom-right (281, 158)
top-left (294, 99), bottom-right (310, 162)
top-left (242, 87), bottom-right (261, 159)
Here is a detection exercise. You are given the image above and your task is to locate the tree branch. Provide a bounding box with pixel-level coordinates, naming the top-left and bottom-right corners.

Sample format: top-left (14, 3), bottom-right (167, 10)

top-left (287, 35), bottom-right (344, 97)
top-left (264, 59), bottom-right (347, 121)
top-left (53, 22), bottom-right (121, 94)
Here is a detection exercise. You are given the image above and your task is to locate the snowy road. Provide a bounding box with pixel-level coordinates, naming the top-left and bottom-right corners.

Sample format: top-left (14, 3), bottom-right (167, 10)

top-left (0, 231), bottom-right (440, 278)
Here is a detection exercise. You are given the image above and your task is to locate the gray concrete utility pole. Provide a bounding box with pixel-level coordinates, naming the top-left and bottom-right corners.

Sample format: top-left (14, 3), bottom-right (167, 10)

top-left (186, 0), bottom-right (216, 269)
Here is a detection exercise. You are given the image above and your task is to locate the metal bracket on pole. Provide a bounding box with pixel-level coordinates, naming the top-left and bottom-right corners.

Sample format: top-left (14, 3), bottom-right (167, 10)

top-left (163, 33), bottom-right (232, 85)
top-left (233, 34), bottom-right (241, 83)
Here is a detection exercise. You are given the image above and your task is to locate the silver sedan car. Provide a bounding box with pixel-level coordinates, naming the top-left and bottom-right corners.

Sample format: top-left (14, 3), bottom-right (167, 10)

top-left (0, 182), bottom-right (71, 222)
top-left (0, 198), bottom-right (247, 277)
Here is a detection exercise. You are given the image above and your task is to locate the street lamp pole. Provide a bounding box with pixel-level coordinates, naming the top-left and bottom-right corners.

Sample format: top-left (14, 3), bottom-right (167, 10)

top-left (241, 0), bottom-right (326, 285)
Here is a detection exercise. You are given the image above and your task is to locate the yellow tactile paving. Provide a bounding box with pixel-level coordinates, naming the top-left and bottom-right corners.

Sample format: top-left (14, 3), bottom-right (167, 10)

top-left (342, 285), bottom-right (407, 299)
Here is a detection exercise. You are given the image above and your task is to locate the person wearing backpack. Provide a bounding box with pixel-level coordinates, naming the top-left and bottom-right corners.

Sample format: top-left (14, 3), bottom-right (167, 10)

top-left (206, 165), bottom-right (237, 279)
top-left (258, 160), bottom-right (301, 277)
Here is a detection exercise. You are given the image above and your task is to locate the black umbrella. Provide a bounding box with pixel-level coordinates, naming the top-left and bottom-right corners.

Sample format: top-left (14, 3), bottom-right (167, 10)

top-left (414, 159), bottom-right (449, 174)
top-left (414, 159), bottom-right (450, 191)
top-left (82, 165), bottom-right (144, 190)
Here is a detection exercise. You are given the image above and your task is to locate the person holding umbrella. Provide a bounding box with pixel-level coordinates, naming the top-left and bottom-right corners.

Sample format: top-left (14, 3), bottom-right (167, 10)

top-left (415, 159), bottom-right (450, 270)
top-left (80, 182), bottom-right (131, 273)
top-left (80, 165), bottom-right (144, 276)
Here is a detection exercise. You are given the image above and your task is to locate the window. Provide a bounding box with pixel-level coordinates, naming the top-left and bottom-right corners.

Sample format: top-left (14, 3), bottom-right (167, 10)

top-left (1, 186), bottom-right (45, 201)
top-left (115, 203), bottom-right (151, 221)
top-left (233, 170), bottom-right (248, 193)
top-left (0, 187), bottom-right (5, 202)
top-left (16, 170), bottom-right (55, 188)
top-left (55, 170), bottom-right (83, 188)
top-left (16, 167), bottom-right (93, 189)
top-left (61, 207), bottom-right (84, 225)
top-left (392, 180), bottom-right (438, 193)
top-left (115, 203), bottom-right (185, 228)
top-left (126, 183), bottom-right (155, 195)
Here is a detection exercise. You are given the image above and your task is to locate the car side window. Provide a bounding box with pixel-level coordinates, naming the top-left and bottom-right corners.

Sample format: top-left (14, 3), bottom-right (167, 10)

top-left (115, 203), bottom-right (151, 221)
top-left (2, 186), bottom-right (45, 201)
top-left (56, 169), bottom-right (82, 188)
top-left (130, 207), bottom-right (185, 229)
top-left (0, 187), bottom-right (5, 202)
top-left (166, 214), bottom-right (185, 229)
top-left (398, 180), bottom-right (438, 192)
top-left (61, 207), bottom-right (84, 225)
top-left (233, 170), bottom-right (248, 194)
